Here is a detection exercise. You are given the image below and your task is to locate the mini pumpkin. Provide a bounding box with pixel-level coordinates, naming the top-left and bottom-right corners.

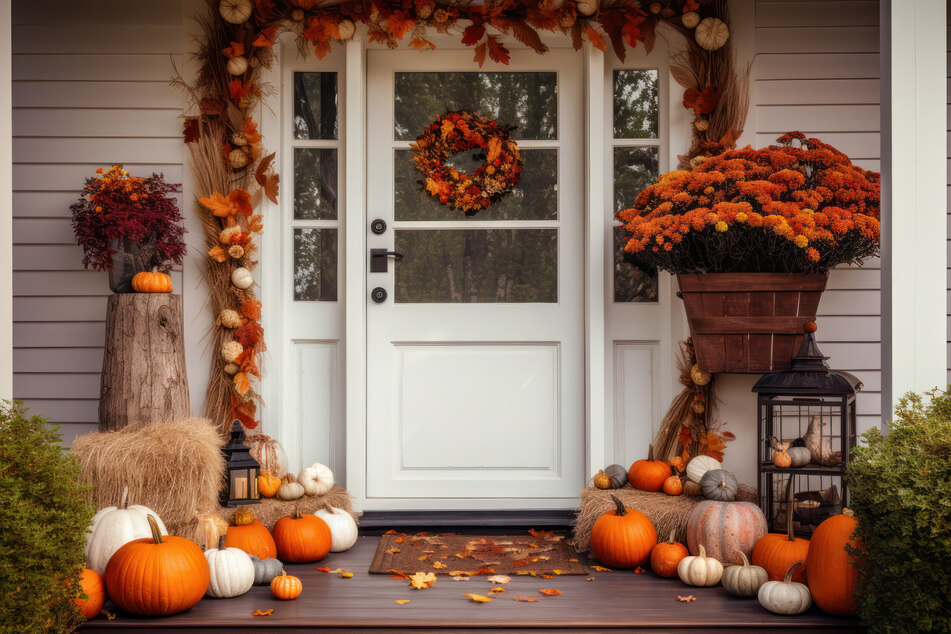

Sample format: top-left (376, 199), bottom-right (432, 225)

top-left (231, 266), bottom-right (254, 289)
top-left (628, 445), bottom-right (670, 492)
top-left (131, 271), bottom-right (173, 293)
top-left (721, 550), bottom-right (768, 598)
top-left (226, 56), bottom-right (249, 76)
top-left (788, 446), bottom-right (811, 467)
top-left (593, 470), bottom-right (613, 490)
top-left (663, 473), bottom-right (683, 496)
top-left (73, 568), bottom-right (105, 620)
top-left (219, 308), bottom-right (242, 329)
top-left (204, 536), bottom-right (255, 599)
top-left (695, 17), bottom-right (729, 50)
top-left (772, 443), bottom-right (793, 468)
top-left (576, 0), bottom-right (599, 15)
top-left (337, 18), bottom-right (356, 40)
top-left (590, 495), bottom-right (657, 569)
top-left (690, 364), bottom-right (711, 386)
top-left (228, 148), bottom-right (249, 169)
top-left (603, 464), bottom-right (628, 488)
top-left (685, 455), bottom-right (720, 484)
top-left (758, 562), bottom-right (811, 615)
top-left (272, 512), bottom-right (332, 564)
top-left (249, 555), bottom-right (284, 586)
top-left (681, 10), bottom-right (700, 28)
top-left (221, 340), bottom-right (243, 364)
top-left (219, 0), bottom-right (253, 24)
top-left (700, 468), bottom-right (738, 502)
top-left (650, 530), bottom-right (688, 578)
top-left (271, 570), bottom-right (302, 600)
top-left (233, 506), bottom-right (255, 526)
top-left (276, 473), bottom-right (305, 501)
top-left (677, 543), bottom-right (723, 586)
top-left (298, 462), bottom-right (334, 496)
top-left (258, 470), bottom-right (281, 498)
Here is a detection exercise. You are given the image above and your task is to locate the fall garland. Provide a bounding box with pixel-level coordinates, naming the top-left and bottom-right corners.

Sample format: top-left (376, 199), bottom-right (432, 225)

top-left (411, 111), bottom-right (522, 215)
top-left (178, 0), bottom-right (745, 435)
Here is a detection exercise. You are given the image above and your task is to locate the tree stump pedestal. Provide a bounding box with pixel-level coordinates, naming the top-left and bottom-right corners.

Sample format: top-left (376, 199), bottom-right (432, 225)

top-left (99, 293), bottom-right (190, 431)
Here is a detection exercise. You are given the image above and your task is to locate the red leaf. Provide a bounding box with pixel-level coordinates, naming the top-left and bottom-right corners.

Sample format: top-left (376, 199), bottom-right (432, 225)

top-left (586, 26), bottom-right (606, 51)
top-left (200, 98), bottom-right (226, 116)
top-left (486, 37), bottom-right (510, 65)
top-left (183, 117), bottom-right (200, 144)
top-left (462, 24), bottom-right (486, 46)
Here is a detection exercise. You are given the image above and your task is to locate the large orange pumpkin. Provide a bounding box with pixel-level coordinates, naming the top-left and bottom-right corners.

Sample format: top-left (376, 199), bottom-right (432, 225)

top-left (650, 530), bottom-right (689, 578)
top-left (685, 499), bottom-right (767, 565)
top-left (272, 512), bottom-right (332, 563)
top-left (73, 568), bottom-right (105, 619)
top-left (103, 515), bottom-right (209, 616)
top-left (752, 480), bottom-right (809, 582)
top-left (628, 445), bottom-right (670, 492)
top-left (590, 494), bottom-right (657, 568)
top-left (226, 519), bottom-right (278, 560)
top-left (806, 509), bottom-right (860, 616)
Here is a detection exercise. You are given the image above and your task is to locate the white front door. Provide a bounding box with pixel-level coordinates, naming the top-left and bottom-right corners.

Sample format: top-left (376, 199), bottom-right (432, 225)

top-left (365, 49), bottom-right (585, 508)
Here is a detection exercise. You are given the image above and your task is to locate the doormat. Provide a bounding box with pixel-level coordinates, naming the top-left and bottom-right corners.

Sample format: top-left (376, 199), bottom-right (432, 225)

top-left (368, 530), bottom-right (589, 576)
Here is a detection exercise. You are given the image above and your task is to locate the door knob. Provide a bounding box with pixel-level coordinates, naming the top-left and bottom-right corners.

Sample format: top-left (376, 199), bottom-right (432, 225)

top-left (370, 218), bottom-right (387, 235)
top-left (371, 287), bottom-right (387, 303)
top-left (370, 248), bottom-right (404, 273)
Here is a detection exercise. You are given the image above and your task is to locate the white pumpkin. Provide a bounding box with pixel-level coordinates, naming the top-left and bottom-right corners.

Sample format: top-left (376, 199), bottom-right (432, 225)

top-left (695, 17), bottom-right (730, 51)
top-left (85, 487), bottom-right (168, 575)
top-left (313, 505), bottom-right (358, 552)
top-left (205, 536), bottom-right (255, 598)
top-left (685, 455), bottom-right (720, 484)
top-left (277, 474), bottom-right (305, 501)
top-left (758, 563), bottom-right (812, 615)
top-left (337, 19), bottom-right (356, 41)
top-left (231, 267), bottom-right (254, 290)
top-left (677, 544), bottom-right (723, 587)
top-left (219, 0), bottom-right (253, 24)
top-left (576, 0), bottom-right (599, 16)
top-left (227, 56), bottom-right (249, 76)
top-left (298, 462), bottom-right (334, 496)
top-left (681, 11), bottom-right (700, 28)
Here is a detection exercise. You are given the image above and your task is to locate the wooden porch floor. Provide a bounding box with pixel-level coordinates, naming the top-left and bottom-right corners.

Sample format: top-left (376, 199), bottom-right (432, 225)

top-left (80, 535), bottom-right (864, 632)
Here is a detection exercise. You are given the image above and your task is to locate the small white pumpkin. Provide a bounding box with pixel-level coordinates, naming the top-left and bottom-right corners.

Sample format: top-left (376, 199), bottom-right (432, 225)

top-left (721, 550), bottom-right (768, 598)
top-left (677, 543), bottom-right (723, 587)
top-left (313, 504), bottom-right (358, 552)
top-left (788, 445), bottom-right (811, 467)
top-left (298, 462), bottom-right (334, 496)
top-left (337, 19), bottom-right (356, 41)
top-left (85, 487), bottom-right (168, 575)
top-left (219, 0), bottom-right (253, 24)
top-left (276, 474), bottom-right (305, 501)
top-left (231, 267), bottom-right (254, 290)
top-left (205, 536), bottom-right (255, 598)
top-left (685, 455), bottom-right (720, 484)
top-left (695, 17), bottom-right (730, 51)
top-left (227, 56), bottom-right (249, 76)
top-left (576, 0), bottom-right (600, 16)
top-left (681, 11), bottom-right (700, 28)
top-left (758, 562), bottom-right (812, 615)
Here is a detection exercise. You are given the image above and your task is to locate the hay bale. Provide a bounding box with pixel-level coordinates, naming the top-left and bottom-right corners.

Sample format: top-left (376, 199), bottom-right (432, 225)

top-left (571, 487), bottom-right (703, 554)
top-left (216, 487), bottom-right (357, 528)
top-left (70, 418), bottom-right (225, 544)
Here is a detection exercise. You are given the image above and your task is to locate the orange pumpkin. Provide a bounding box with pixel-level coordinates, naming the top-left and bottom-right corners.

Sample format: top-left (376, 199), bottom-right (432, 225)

top-left (806, 509), bottom-right (860, 616)
top-left (662, 473), bottom-right (683, 496)
top-left (650, 530), bottom-right (688, 578)
top-left (590, 494), bottom-right (657, 568)
top-left (270, 570), bottom-right (302, 600)
top-left (752, 480), bottom-right (809, 582)
top-left (103, 514), bottom-right (209, 616)
top-left (73, 568), bottom-right (105, 619)
top-left (226, 519), bottom-right (278, 560)
top-left (131, 270), bottom-right (173, 293)
top-left (272, 512), bottom-right (332, 563)
top-left (628, 445), bottom-right (670, 492)
top-left (258, 470), bottom-right (281, 498)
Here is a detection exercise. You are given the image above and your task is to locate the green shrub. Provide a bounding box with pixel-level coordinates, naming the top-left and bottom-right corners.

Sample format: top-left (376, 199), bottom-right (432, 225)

top-left (0, 400), bottom-right (94, 633)
top-left (847, 389), bottom-right (951, 632)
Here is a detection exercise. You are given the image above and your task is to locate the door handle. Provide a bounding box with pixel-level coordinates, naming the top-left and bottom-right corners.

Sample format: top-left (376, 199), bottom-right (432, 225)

top-left (370, 248), bottom-right (404, 273)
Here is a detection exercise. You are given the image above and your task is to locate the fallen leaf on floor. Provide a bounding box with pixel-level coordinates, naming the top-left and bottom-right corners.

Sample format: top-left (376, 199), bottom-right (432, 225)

top-left (487, 575), bottom-right (511, 585)
top-left (471, 567), bottom-right (496, 575)
top-left (251, 609), bottom-right (274, 616)
top-left (538, 588), bottom-right (562, 596)
top-left (329, 568), bottom-right (343, 574)
top-left (449, 570), bottom-right (470, 577)
top-left (418, 555), bottom-right (429, 561)
top-left (463, 593), bottom-right (493, 603)
top-left (409, 572), bottom-right (437, 589)
top-left (432, 560), bottom-right (447, 569)
top-left (634, 567), bottom-right (645, 575)
top-left (316, 567), bottom-right (330, 573)
top-left (416, 531), bottom-right (429, 536)
top-left (395, 600), bottom-right (410, 605)
top-left (395, 537), bottom-right (404, 543)
top-left (513, 596), bottom-right (539, 602)
top-left (585, 577), bottom-right (595, 582)
top-left (384, 529), bottom-right (398, 535)
top-left (386, 548), bottom-right (401, 554)
top-left (451, 576), bottom-right (471, 581)
top-left (538, 555), bottom-right (550, 560)
top-left (540, 574), bottom-right (555, 579)
top-left (489, 586), bottom-right (506, 593)
top-left (529, 543), bottom-right (539, 548)
top-left (389, 569), bottom-right (409, 580)
top-left (569, 558), bottom-right (579, 563)
top-left (591, 565), bottom-right (612, 572)
top-left (342, 572), bottom-right (354, 578)
top-left (553, 570), bottom-right (565, 575)
top-left (677, 595), bottom-right (697, 603)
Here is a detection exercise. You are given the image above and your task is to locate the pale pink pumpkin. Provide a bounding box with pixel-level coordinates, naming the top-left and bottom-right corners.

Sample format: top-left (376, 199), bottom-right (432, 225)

top-left (685, 500), bottom-right (768, 565)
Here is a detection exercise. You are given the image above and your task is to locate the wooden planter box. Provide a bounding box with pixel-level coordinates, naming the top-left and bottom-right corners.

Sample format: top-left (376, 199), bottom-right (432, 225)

top-left (677, 273), bottom-right (828, 374)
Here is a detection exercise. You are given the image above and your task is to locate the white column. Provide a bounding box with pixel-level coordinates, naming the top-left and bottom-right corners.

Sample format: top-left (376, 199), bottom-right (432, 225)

top-left (880, 0), bottom-right (947, 422)
top-left (0, 0), bottom-right (12, 400)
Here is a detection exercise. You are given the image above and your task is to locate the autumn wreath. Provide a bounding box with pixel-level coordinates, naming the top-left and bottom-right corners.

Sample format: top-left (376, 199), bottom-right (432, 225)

top-left (411, 111), bottom-right (522, 215)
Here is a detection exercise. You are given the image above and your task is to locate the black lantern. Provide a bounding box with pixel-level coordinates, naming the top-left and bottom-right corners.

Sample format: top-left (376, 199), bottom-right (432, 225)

top-left (220, 420), bottom-right (260, 507)
top-left (752, 330), bottom-right (861, 537)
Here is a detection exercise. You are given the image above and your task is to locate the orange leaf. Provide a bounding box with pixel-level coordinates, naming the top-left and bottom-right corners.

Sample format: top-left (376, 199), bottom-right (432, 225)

top-left (384, 530), bottom-right (398, 535)
top-left (228, 189), bottom-right (253, 217)
top-left (262, 173), bottom-right (279, 205)
top-left (586, 26), bottom-right (606, 51)
top-left (199, 192), bottom-right (235, 218)
top-left (342, 572), bottom-right (354, 578)
top-left (240, 299), bottom-right (262, 321)
top-left (489, 586), bottom-right (506, 593)
top-left (513, 596), bottom-right (539, 602)
top-left (253, 27), bottom-right (277, 48)
top-left (222, 41), bottom-right (245, 58)
top-left (233, 372), bottom-right (251, 396)
top-left (473, 42), bottom-right (487, 67)
top-left (199, 97), bottom-right (226, 116)
top-left (463, 593), bottom-right (493, 603)
top-left (410, 37), bottom-right (435, 50)
top-left (316, 567), bottom-right (330, 573)
top-left (486, 36), bottom-right (510, 65)
top-left (634, 567), bottom-right (645, 575)
top-left (386, 548), bottom-right (401, 554)
top-left (255, 152), bottom-right (275, 186)
top-left (538, 589), bottom-right (562, 596)
top-left (208, 245), bottom-right (228, 263)
top-left (248, 214), bottom-right (264, 233)
top-left (408, 572), bottom-right (436, 589)
top-left (251, 608), bottom-right (273, 616)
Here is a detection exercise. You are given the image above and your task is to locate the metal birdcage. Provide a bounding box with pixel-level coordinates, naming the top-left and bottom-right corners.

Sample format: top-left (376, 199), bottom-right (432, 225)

top-left (752, 331), bottom-right (861, 537)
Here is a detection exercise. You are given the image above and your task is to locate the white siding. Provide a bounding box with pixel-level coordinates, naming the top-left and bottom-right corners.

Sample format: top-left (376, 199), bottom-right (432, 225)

top-left (947, 8), bottom-right (951, 388)
top-left (11, 0), bottom-right (184, 443)
top-left (753, 0), bottom-right (882, 435)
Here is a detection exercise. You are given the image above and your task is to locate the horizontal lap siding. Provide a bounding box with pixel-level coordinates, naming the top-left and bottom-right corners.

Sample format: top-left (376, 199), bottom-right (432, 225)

top-left (754, 0), bottom-right (882, 434)
top-left (11, 0), bottom-right (184, 444)
top-left (948, 10), bottom-right (951, 387)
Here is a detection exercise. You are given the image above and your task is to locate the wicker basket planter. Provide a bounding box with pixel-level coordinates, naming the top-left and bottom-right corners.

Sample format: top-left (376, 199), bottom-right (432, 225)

top-left (677, 273), bottom-right (828, 374)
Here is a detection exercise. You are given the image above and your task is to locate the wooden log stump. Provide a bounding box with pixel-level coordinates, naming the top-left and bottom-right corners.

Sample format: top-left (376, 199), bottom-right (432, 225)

top-left (99, 294), bottom-right (190, 431)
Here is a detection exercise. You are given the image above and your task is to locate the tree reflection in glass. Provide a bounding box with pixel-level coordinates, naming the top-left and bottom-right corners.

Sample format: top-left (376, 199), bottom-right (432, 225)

top-left (614, 146), bottom-right (659, 302)
top-left (294, 228), bottom-right (337, 301)
top-left (294, 72), bottom-right (338, 140)
top-left (294, 148), bottom-right (338, 220)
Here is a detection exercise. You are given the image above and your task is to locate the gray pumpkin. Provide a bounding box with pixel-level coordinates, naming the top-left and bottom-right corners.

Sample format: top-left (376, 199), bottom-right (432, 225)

top-left (721, 551), bottom-right (768, 597)
top-left (603, 464), bottom-right (629, 489)
top-left (787, 446), bottom-right (811, 467)
top-left (249, 555), bottom-right (284, 586)
top-left (700, 469), bottom-right (738, 501)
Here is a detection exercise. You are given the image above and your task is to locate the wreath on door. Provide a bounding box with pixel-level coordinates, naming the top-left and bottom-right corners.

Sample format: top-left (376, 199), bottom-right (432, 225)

top-left (410, 111), bottom-right (522, 216)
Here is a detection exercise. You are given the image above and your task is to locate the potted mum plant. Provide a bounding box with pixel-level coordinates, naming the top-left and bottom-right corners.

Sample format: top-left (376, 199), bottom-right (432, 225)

top-left (617, 132), bottom-right (880, 373)
top-left (71, 165), bottom-right (186, 293)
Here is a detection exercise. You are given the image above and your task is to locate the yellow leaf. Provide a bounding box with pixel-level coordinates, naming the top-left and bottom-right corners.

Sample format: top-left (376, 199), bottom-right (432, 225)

top-left (486, 575), bottom-right (511, 584)
top-left (590, 565), bottom-right (612, 572)
top-left (432, 560), bottom-right (447, 569)
top-left (395, 600), bottom-right (410, 605)
top-left (463, 594), bottom-right (493, 603)
top-left (386, 548), bottom-right (401, 554)
top-left (418, 555), bottom-right (429, 561)
top-left (409, 572), bottom-right (436, 590)
top-left (489, 586), bottom-right (506, 593)
top-left (341, 572), bottom-right (353, 578)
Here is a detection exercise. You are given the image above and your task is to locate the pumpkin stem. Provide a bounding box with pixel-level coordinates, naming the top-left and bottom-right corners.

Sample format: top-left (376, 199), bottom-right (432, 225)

top-left (736, 549), bottom-right (750, 567)
top-left (783, 475), bottom-right (795, 542)
top-left (647, 444), bottom-right (655, 462)
top-left (783, 561), bottom-right (803, 583)
top-left (609, 494), bottom-right (627, 517)
top-left (667, 529), bottom-right (676, 544)
top-left (322, 503), bottom-right (333, 514)
top-left (217, 535), bottom-right (226, 551)
top-left (698, 543), bottom-right (707, 559)
top-left (147, 514), bottom-right (163, 544)
top-left (119, 486), bottom-right (129, 510)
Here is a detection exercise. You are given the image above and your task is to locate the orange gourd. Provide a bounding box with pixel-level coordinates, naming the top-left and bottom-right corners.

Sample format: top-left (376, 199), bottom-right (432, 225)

top-left (590, 494), bottom-right (657, 568)
top-left (650, 530), bottom-right (688, 578)
top-left (103, 514), bottom-right (209, 616)
top-left (806, 509), bottom-right (860, 616)
top-left (258, 470), bottom-right (281, 498)
top-left (662, 473), bottom-right (683, 496)
top-left (272, 512), bottom-right (332, 563)
top-left (233, 506), bottom-right (255, 526)
top-left (72, 568), bottom-right (105, 619)
top-left (226, 519), bottom-right (278, 560)
top-left (270, 570), bottom-right (302, 600)
top-left (131, 270), bottom-right (173, 293)
top-left (752, 479), bottom-right (809, 582)
top-left (628, 445), bottom-right (670, 492)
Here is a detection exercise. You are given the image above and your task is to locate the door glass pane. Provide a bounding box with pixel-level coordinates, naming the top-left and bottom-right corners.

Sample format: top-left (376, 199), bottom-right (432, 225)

top-left (614, 146), bottom-right (659, 302)
top-left (394, 229), bottom-right (557, 303)
top-left (394, 148), bottom-right (558, 221)
top-left (294, 148), bottom-right (338, 220)
top-left (394, 72), bottom-right (557, 141)
top-left (294, 228), bottom-right (337, 301)
top-left (294, 72), bottom-right (338, 140)
top-left (613, 69), bottom-right (659, 139)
